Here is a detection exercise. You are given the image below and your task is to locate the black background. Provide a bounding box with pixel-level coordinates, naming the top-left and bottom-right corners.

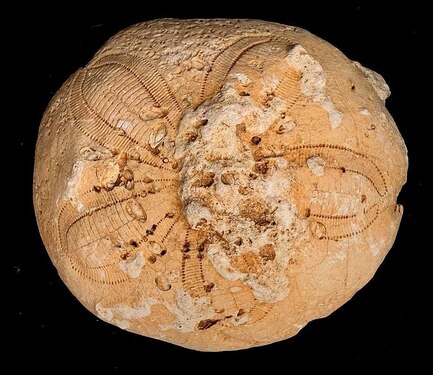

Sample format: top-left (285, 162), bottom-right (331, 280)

top-left (7, 1), bottom-right (429, 371)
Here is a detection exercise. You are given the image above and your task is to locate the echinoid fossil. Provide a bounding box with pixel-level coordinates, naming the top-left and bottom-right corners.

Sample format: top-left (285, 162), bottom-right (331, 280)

top-left (34, 19), bottom-right (407, 351)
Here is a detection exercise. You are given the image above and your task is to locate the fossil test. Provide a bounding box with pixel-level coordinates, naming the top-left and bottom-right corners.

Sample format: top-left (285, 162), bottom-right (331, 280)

top-left (33, 19), bottom-right (407, 351)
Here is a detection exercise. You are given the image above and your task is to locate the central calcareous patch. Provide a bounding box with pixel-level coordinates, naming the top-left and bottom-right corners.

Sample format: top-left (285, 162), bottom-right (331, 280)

top-left (34, 19), bottom-right (407, 352)
top-left (176, 75), bottom-right (308, 302)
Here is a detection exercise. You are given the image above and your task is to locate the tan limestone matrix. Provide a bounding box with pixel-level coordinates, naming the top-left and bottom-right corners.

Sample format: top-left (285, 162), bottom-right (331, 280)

top-left (33, 19), bottom-right (407, 351)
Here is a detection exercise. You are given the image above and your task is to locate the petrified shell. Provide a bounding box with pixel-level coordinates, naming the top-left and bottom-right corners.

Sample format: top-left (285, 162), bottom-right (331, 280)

top-left (33, 19), bottom-right (407, 351)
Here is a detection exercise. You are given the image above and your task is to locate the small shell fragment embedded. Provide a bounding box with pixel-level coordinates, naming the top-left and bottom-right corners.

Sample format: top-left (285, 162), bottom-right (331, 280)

top-left (126, 200), bottom-right (147, 223)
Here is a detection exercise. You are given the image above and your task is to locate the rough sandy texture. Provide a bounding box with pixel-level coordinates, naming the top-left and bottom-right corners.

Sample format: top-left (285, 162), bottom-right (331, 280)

top-left (34, 19), bottom-right (407, 351)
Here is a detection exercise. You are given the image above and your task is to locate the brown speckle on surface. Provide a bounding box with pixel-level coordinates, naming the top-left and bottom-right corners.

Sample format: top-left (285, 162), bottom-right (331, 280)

top-left (239, 197), bottom-right (272, 226)
top-left (221, 172), bottom-right (235, 185)
top-left (194, 172), bottom-right (215, 187)
top-left (204, 282), bottom-right (215, 292)
top-left (198, 319), bottom-right (219, 330)
top-left (259, 244), bottom-right (276, 262)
